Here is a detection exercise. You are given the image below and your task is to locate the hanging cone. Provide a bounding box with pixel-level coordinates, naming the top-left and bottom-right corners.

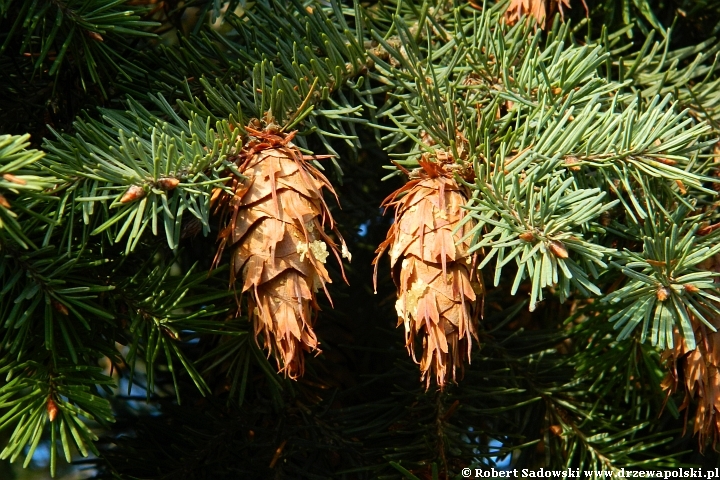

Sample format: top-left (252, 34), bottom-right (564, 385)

top-left (662, 319), bottom-right (720, 450)
top-left (373, 158), bottom-right (483, 388)
top-left (503, 0), bottom-right (572, 29)
top-left (662, 254), bottom-right (720, 450)
top-left (213, 125), bottom-right (349, 378)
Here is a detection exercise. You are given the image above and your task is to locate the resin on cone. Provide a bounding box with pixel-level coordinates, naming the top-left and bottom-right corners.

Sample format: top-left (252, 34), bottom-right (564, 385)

top-left (214, 124), bottom-right (349, 378)
top-left (374, 158), bottom-right (482, 388)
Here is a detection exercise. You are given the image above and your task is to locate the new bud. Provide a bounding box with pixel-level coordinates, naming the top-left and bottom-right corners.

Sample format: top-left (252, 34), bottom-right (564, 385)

top-left (87, 31), bottom-right (104, 42)
top-left (157, 177), bottom-right (180, 190)
top-left (564, 156), bottom-right (581, 171)
top-left (519, 231), bottom-right (535, 242)
top-left (548, 240), bottom-right (569, 259)
top-left (120, 185), bottom-right (146, 203)
top-left (52, 300), bottom-right (69, 316)
top-left (47, 398), bottom-right (58, 422)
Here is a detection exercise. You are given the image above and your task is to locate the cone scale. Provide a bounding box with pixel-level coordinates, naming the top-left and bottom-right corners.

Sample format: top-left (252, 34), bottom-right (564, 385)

top-left (214, 126), bottom-right (348, 378)
top-left (374, 159), bottom-right (482, 388)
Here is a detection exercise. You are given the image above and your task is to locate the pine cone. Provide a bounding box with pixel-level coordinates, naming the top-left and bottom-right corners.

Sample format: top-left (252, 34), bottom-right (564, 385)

top-left (662, 320), bottom-right (720, 451)
top-left (214, 126), bottom-right (349, 378)
top-left (662, 254), bottom-right (720, 450)
top-left (504, 0), bottom-right (572, 30)
top-left (374, 159), bottom-right (482, 388)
